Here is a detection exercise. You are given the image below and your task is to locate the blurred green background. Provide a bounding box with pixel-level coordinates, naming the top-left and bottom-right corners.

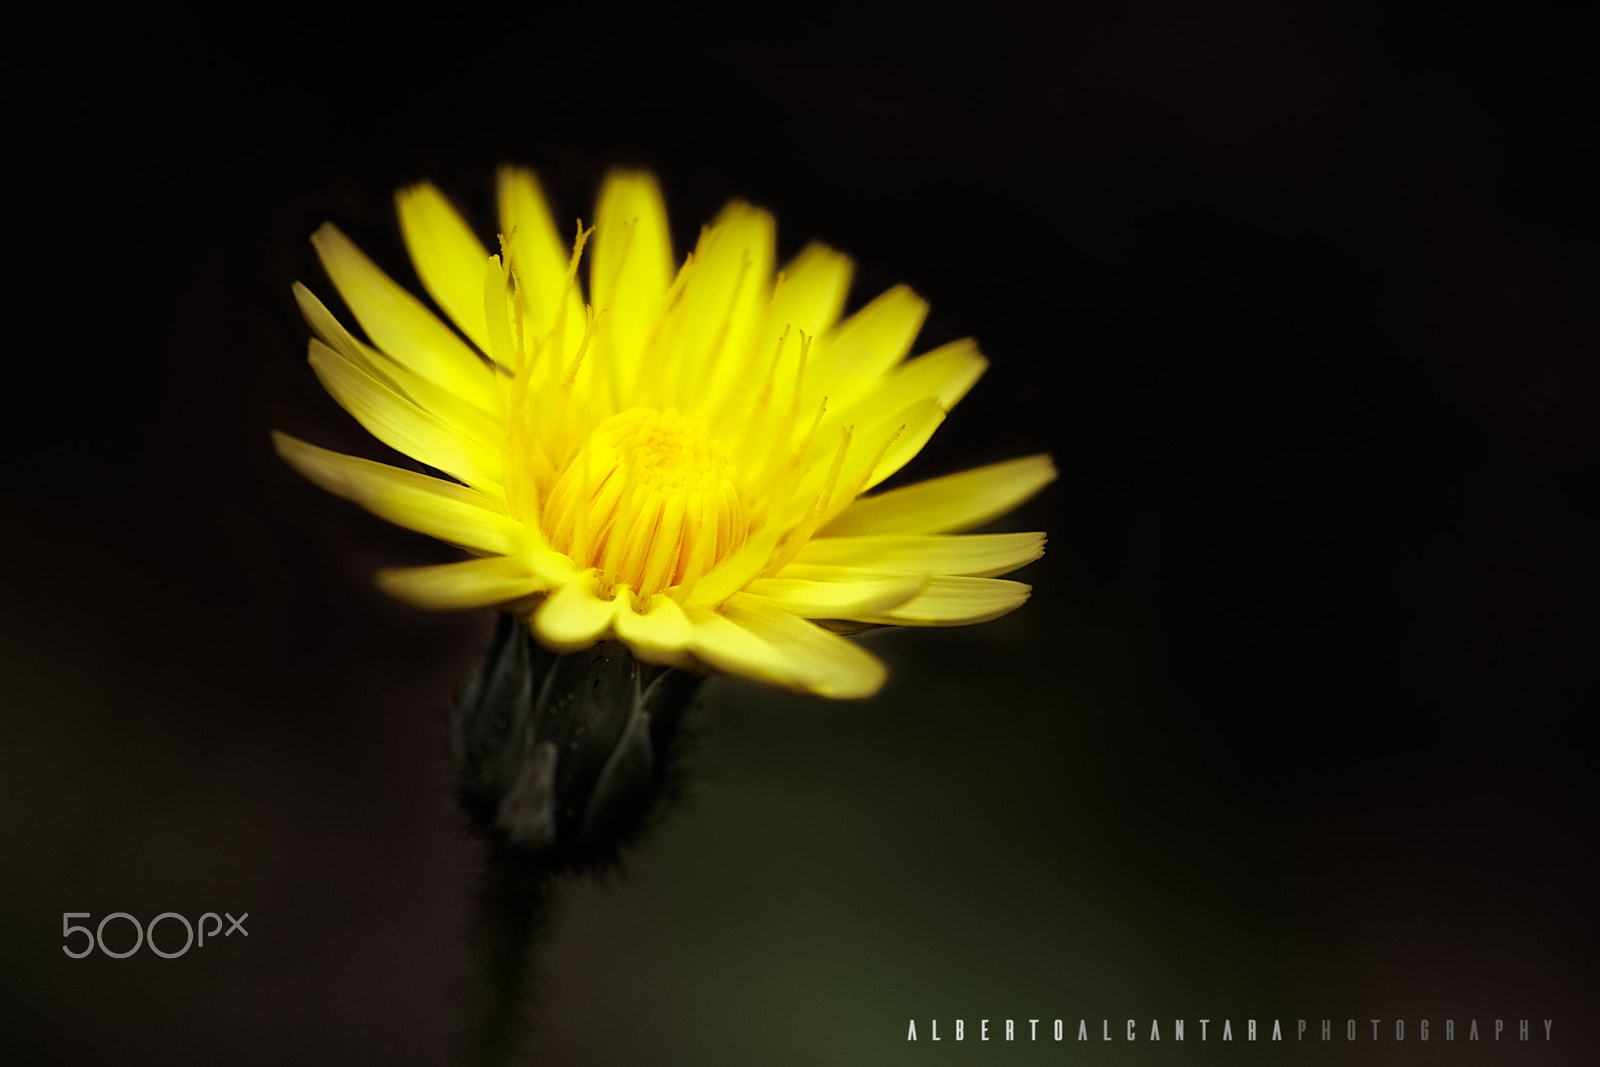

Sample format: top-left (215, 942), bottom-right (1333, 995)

top-left (4, 2), bottom-right (1595, 1063)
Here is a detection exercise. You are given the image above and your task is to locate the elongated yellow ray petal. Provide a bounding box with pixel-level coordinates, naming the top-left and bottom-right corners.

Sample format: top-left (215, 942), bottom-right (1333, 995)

top-left (790, 398), bottom-right (947, 535)
top-left (861, 396), bottom-right (945, 492)
top-left (867, 337), bottom-right (988, 414)
top-left (310, 223), bottom-right (501, 413)
top-left (741, 574), bottom-right (924, 619)
top-left (497, 167), bottom-right (587, 363)
top-left (308, 320), bottom-right (504, 452)
top-left (822, 454), bottom-right (1057, 536)
top-left (376, 555), bottom-right (544, 609)
top-left (534, 574), bottom-right (621, 651)
top-left (679, 202), bottom-right (776, 417)
top-left (295, 283), bottom-right (504, 422)
top-left (613, 591), bottom-right (694, 658)
top-left (294, 281), bottom-right (386, 372)
top-left (790, 531), bottom-right (1045, 578)
top-left (852, 576), bottom-right (1031, 626)
top-left (767, 243), bottom-right (853, 346)
top-left (591, 171), bottom-right (673, 384)
top-left (397, 183), bottom-right (494, 353)
top-left (681, 522), bottom-right (784, 609)
top-left (688, 594), bottom-right (887, 697)
top-left (307, 339), bottom-right (503, 492)
top-left (273, 433), bottom-right (519, 554)
top-left (807, 284), bottom-right (927, 413)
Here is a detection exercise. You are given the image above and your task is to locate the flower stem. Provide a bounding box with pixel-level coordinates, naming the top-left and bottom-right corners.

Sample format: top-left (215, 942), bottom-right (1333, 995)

top-left (451, 616), bottom-right (706, 1063)
top-left (464, 845), bottom-right (560, 1067)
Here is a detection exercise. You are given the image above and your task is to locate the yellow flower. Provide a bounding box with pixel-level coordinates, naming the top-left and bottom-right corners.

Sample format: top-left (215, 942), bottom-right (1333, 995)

top-left (276, 169), bottom-right (1054, 698)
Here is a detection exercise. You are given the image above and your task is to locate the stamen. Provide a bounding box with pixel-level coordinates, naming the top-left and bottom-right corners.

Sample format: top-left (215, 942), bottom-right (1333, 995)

top-left (547, 220), bottom-right (593, 354)
top-left (497, 228), bottom-right (528, 370)
top-left (764, 424), bottom-right (850, 576)
top-left (543, 407), bottom-right (747, 597)
top-left (564, 306), bottom-right (600, 390)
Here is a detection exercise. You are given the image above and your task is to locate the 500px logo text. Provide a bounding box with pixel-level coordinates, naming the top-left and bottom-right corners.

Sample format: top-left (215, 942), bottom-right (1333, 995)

top-left (62, 911), bottom-right (248, 959)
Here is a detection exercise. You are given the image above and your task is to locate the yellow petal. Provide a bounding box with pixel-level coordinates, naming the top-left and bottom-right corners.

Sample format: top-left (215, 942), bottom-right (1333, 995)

top-left (294, 281), bottom-right (384, 371)
top-left (711, 242), bottom-right (854, 439)
top-left (272, 433), bottom-right (520, 554)
top-left (852, 576), bottom-right (1032, 626)
top-left (680, 202), bottom-right (776, 415)
top-left (767, 242), bottom-right (853, 346)
top-left (497, 166), bottom-right (586, 362)
top-left (336, 330), bottom-right (504, 449)
top-left (791, 531), bottom-right (1045, 578)
top-left (860, 396), bottom-right (946, 492)
top-left (296, 282), bottom-right (503, 424)
top-left (376, 555), bottom-right (543, 610)
top-left (518, 543), bottom-right (583, 586)
top-left (613, 591), bottom-right (694, 659)
top-left (821, 454), bottom-right (1057, 536)
top-left (869, 337), bottom-right (988, 413)
top-left (681, 521), bottom-right (785, 609)
top-left (788, 400), bottom-right (948, 543)
top-left (534, 574), bottom-right (620, 651)
top-left (591, 171), bottom-right (673, 381)
top-left (741, 575), bottom-right (924, 618)
top-left (309, 223), bottom-right (501, 413)
top-left (396, 183), bottom-right (493, 353)
top-left (687, 594), bottom-right (887, 698)
top-left (807, 284), bottom-right (927, 413)
top-left (307, 339), bottom-right (503, 492)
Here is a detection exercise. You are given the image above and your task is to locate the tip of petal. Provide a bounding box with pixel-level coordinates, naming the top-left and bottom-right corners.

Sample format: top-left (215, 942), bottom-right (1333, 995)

top-left (308, 220), bottom-right (345, 251)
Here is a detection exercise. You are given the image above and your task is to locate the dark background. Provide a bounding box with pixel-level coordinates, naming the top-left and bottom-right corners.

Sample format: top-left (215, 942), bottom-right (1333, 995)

top-left (5, 2), bottom-right (1596, 1064)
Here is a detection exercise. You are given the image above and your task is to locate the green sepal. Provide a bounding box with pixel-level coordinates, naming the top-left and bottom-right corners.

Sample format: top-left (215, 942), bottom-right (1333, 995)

top-left (453, 612), bottom-right (704, 868)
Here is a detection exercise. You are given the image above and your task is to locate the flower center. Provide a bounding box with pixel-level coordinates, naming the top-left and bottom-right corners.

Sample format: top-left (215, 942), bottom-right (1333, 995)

top-left (544, 407), bottom-right (748, 597)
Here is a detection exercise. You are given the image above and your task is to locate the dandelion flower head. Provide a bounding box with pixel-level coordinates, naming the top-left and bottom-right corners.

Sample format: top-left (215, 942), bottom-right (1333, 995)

top-left (276, 169), bottom-right (1054, 697)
